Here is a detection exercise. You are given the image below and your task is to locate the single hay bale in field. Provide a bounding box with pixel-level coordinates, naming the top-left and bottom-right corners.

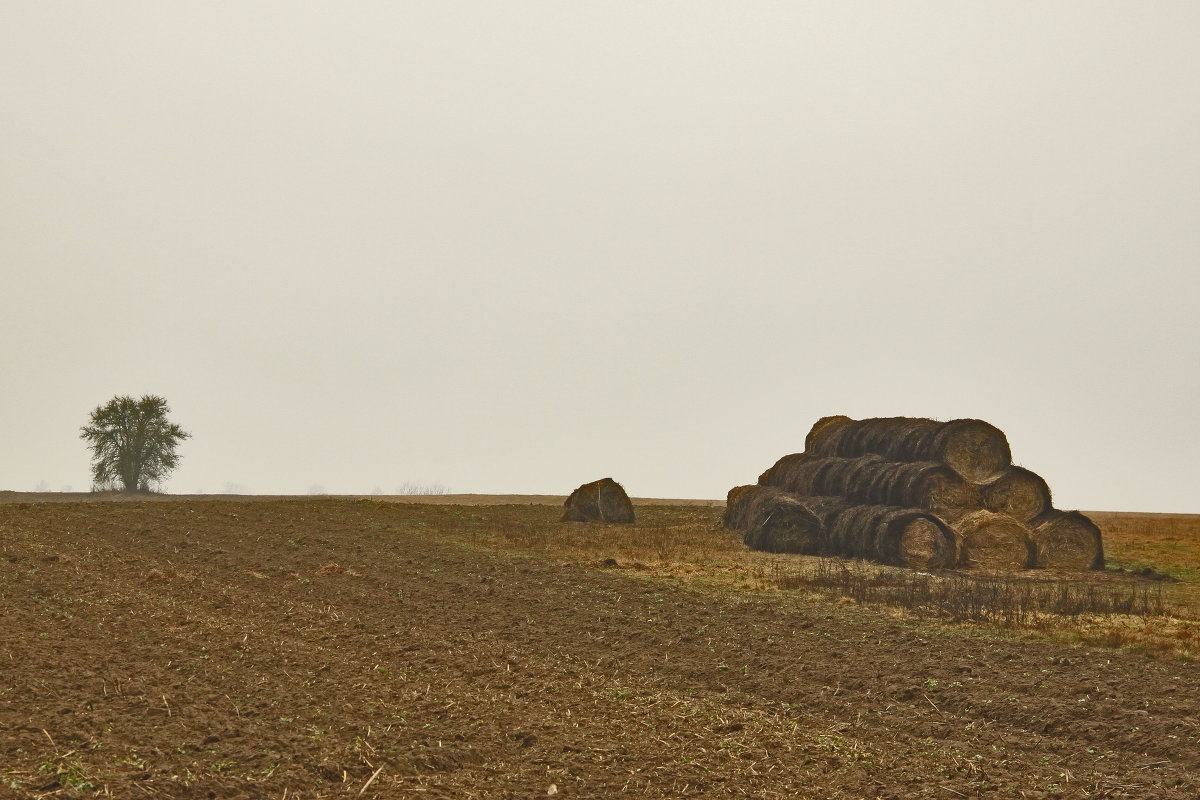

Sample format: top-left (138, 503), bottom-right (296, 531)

top-left (1032, 510), bottom-right (1104, 570)
top-left (724, 484), bottom-right (826, 555)
top-left (805, 416), bottom-right (1012, 482)
top-left (952, 511), bottom-right (1034, 570)
top-left (981, 467), bottom-right (1052, 523)
top-left (824, 503), bottom-right (958, 569)
top-left (561, 478), bottom-right (635, 523)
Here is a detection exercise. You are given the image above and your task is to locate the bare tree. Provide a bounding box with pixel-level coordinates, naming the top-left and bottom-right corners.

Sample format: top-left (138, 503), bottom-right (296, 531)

top-left (80, 395), bottom-right (190, 492)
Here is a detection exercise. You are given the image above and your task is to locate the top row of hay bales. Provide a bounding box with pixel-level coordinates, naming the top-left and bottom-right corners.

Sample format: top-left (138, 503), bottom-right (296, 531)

top-left (804, 415), bottom-right (1013, 484)
top-left (732, 415), bottom-right (1103, 572)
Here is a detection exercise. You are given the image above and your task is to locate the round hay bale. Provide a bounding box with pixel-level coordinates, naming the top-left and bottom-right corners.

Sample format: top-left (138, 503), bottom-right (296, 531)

top-left (934, 420), bottom-right (1013, 483)
top-left (758, 452), bottom-right (807, 487)
top-left (980, 467), bottom-right (1052, 523)
top-left (952, 511), bottom-right (1034, 570)
top-left (765, 454), bottom-right (974, 515)
top-left (755, 502), bottom-right (825, 555)
top-left (732, 485), bottom-right (958, 570)
top-left (803, 415), bottom-right (853, 452)
top-left (725, 485), bottom-right (825, 554)
top-left (889, 462), bottom-right (978, 514)
top-left (875, 509), bottom-right (959, 570)
top-left (822, 504), bottom-right (957, 569)
top-left (805, 416), bottom-right (1012, 482)
top-left (1032, 511), bottom-right (1104, 570)
top-left (724, 483), bottom-right (784, 529)
top-left (723, 484), bottom-right (764, 531)
top-left (760, 453), bottom-right (880, 497)
top-left (561, 478), bottom-right (635, 523)
top-left (825, 504), bottom-right (881, 560)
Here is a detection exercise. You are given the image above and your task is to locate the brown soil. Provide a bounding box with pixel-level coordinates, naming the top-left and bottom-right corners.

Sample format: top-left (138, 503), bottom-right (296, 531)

top-left (2, 499), bottom-right (1198, 798)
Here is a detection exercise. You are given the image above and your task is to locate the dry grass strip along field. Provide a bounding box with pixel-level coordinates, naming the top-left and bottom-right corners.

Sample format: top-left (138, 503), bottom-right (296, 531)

top-left (1, 498), bottom-right (1199, 798)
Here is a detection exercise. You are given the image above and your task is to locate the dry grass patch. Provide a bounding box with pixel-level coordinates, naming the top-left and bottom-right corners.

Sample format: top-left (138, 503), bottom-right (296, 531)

top-left (747, 557), bottom-right (1199, 654)
top-left (464, 504), bottom-right (1200, 659)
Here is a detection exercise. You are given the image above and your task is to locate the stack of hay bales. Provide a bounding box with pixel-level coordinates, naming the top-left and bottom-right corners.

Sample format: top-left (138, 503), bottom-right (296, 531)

top-left (724, 485), bottom-right (958, 569)
top-left (728, 416), bottom-right (1103, 571)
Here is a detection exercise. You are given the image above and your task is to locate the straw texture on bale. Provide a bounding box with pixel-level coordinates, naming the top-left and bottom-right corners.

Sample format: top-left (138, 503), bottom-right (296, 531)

top-left (952, 511), bottom-right (1034, 570)
top-left (823, 503), bottom-right (958, 570)
top-left (722, 484), bottom-right (761, 531)
top-left (743, 414), bottom-right (1098, 572)
top-left (731, 488), bottom-right (957, 570)
top-left (761, 454), bottom-right (975, 514)
top-left (724, 485), bottom-right (824, 555)
top-left (758, 452), bottom-right (813, 489)
top-left (805, 416), bottom-right (1012, 483)
top-left (980, 467), bottom-right (1052, 523)
top-left (758, 452), bottom-right (807, 487)
top-left (1032, 511), bottom-right (1104, 571)
top-left (561, 478), bottom-right (635, 523)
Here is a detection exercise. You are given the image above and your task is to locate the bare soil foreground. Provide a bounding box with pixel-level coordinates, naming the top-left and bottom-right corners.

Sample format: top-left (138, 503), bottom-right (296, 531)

top-left (2, 499), bottom-right (1199, 798)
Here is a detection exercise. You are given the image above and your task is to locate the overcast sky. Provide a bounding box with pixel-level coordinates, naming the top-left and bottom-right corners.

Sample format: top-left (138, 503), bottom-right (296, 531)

top-left (3, 3), bottom-right (1197, 511)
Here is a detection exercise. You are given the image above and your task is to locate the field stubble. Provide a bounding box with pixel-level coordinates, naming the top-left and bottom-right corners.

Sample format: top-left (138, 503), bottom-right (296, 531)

top-left (488, 504), bottom-right (1199, 660)
top-left (1, 498), bottom-right (1199, 798)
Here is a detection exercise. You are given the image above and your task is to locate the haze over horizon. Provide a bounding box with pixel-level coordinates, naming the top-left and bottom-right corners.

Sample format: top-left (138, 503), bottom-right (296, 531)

top-left (3, 3), bottom-right (1197, 512)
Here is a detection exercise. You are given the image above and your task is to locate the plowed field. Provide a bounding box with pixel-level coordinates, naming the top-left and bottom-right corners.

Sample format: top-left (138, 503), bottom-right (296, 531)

top-left (2, 499), bottom-right (1198, 798)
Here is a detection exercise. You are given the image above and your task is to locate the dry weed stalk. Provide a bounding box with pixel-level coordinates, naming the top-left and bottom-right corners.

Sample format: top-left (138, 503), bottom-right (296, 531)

top-left (758, 557), bottom-right (1167, 629)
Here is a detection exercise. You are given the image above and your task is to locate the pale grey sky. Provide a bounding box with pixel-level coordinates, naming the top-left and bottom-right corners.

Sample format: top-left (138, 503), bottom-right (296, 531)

top-left (2, 2), bottom-right (1197, 511)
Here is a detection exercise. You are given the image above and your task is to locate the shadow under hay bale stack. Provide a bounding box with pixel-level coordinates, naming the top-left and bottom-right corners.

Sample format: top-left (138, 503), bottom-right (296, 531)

top-left (561, 478), bottom-right (635, 524)
top-left (806, 416), bottom-right (1012, 483)
top-left (952, 511), bottom-right (1034, 570)
top-left (1032, 511), bottom-right (1105, 571)
top-left (724, 485), bottom-right (825, 554)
